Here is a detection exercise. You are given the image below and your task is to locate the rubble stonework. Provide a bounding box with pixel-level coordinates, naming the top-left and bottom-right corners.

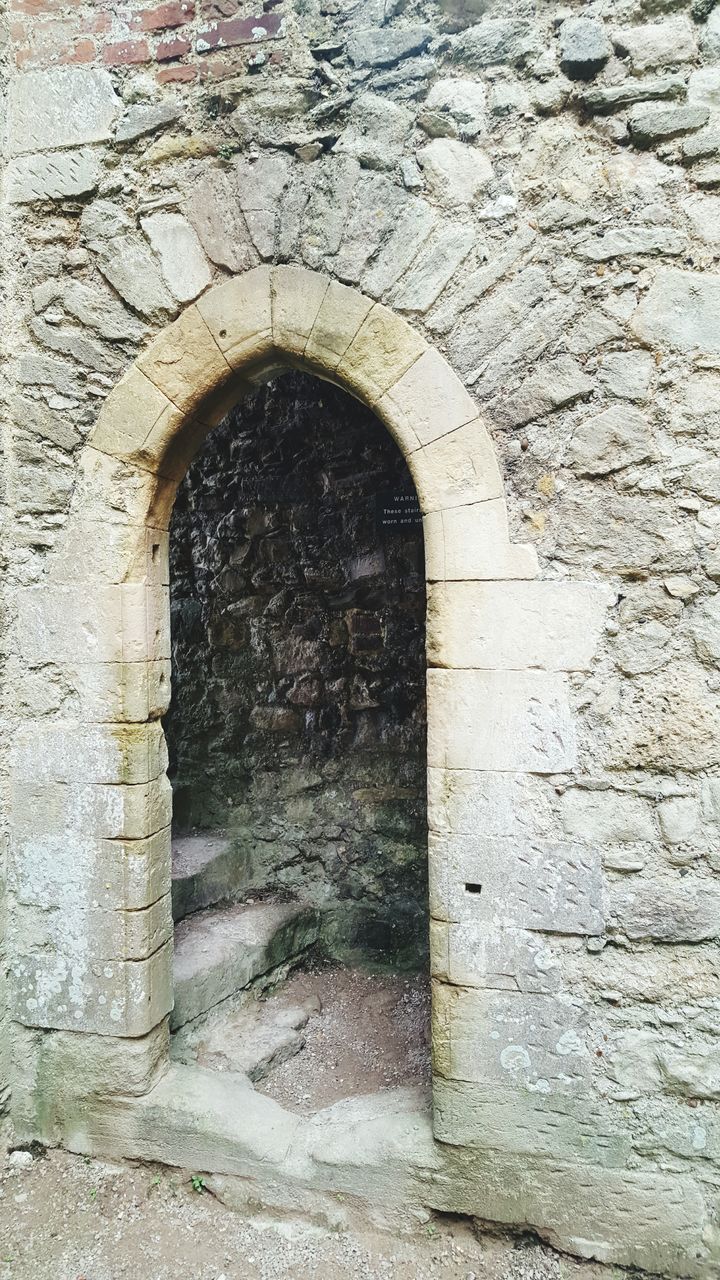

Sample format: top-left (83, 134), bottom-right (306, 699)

top-left (2, 0), bottom-right (720, 1273)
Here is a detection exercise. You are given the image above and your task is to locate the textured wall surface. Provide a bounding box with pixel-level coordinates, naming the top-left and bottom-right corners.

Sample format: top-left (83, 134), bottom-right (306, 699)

top-left (167, 370), bottom-right (427, 962)
top-left (3, 0), bottom-right (720, 1271)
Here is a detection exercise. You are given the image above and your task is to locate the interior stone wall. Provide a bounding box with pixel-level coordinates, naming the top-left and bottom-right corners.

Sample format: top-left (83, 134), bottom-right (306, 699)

top-left (3, 0), bottom-right (720, 1272)
top-left (167, 370), bottom-right (427, 963)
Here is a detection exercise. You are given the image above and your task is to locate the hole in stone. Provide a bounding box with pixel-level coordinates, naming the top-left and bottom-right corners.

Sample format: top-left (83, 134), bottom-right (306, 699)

top-left (165, 371), bottom-right (430, 1119)
top-left (151, 543), bottom-right (160, 561)
top-left (465, 883), bottom-right (483, 895)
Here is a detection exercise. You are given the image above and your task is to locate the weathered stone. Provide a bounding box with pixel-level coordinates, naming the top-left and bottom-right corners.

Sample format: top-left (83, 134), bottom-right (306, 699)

top-left (363, 200), bottom-right (436, 299)
top-left (81, 200), bottom-right (176, 322)
top-left (598, 350), bottom-right (654, 401)
top-left (346, 26), bottom-right (432, 68)
top-left (559, 17), bottom-right (612, 80)
top-left (613, 17), bottom-right (697, 71)
top-left (575, 225), bottom-right (687, 260)
top-left (453, 19), bottom-right (541, 68)
top-left (6, 149), bottom-right (101, 204)
top-left (486, 355), bottom-right (593, 429)
top-left (424, 78), bottom-right (487, 138)
top-left (115, 101), bottom-right (183, 144)
top-left (608, 879), bottom-right (720, 942)
top-left (689, 593), bottom-right (720, 664)
top-left (334, 94), bottom-right (413, 171)
top-left (427, 581), bottom-right (611, 671)
top-left (560, 788), bottom-right (656, 844)
top-left (568, 405), bottom-right (654, 476)
top-left (235, 154), bottom-right (291, 258)
top-left (658, 796), bottom-right (700, 845)
top-left (681, 126), bottom-right (720, 163)
top-left (688, 66), bottom-right (720, 111)
top-left (184, 169), bottom-right (258, 273)
top-left (579, 75), bottom-right (687, 113)
top-left (428, 669), bottom-right (575, 772)
top-left (141, 212), bottom-right (212, 305)
top-left (628, 104), bottom-right (710, 148)
top-left (32, 279), bottom-right (147, 345)
top-left (391, 224), bottom-right (474, 313)
top-left (7, 67), bottom-right (121, 156)
top-left (417, 138), bottom-right (493, 206)
top-left (631, 268), bottom-right (720, 357)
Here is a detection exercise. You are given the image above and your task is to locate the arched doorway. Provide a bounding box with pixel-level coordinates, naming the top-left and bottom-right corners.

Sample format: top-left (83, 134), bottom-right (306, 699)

top-left (11, 266), bottom-right (598, 1221)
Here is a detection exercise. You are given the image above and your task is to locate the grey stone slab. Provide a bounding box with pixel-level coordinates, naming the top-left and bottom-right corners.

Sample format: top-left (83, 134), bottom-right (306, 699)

top-left (7, 68), bottom-right (121, 156)
top-left (6, 149), bottom-right (101, 204)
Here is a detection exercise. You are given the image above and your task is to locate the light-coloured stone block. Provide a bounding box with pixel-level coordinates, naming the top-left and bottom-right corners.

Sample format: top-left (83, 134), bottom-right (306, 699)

top-left (49, 522), bottom-right (168, 588)
top-left (141, 212), bottom-right (212, 305)
top-left (195, 267), bottom-right (273, 371)
top-left (427, 580), bottom-right (612, 670)
top-left (13, 659), bottom-right (170, 724)
top-left (15, 893), bottom-right (172, 964)
top-left (11, 777), bottom-right (172, 844)
top-left (16, 584), bottom-right (170, 666)
top-left (91, 367), bottom-right (178, 463)
top-left (428, 768), bottom-right (557, 839)
top-left (410, 419), bottom-right (502, 514)
top-left (378, 346), bottom-right (478, 452)
top-left (9, 822), bottom-right (170, 914)
top-left (336, 302), bottom-right (427, 404)
top-left (431, 920), bottom-right (562, 993)
top-left (427, 668), bottom-right (576, 772)
top-left (432, 981), bottom-right (592, 1092)
top-left (429, 832), bottom-right (604, 934)
top-left (11, 939), bottom-right (173, 1037)
top-left (271, 265), bottom-right (329, 359)
top-left (136, 305), bottom-right (232, 417)
top-left (424, 502), bottom-right (538, 581)
top-left (7, 67), bottom-right (121, 156)
top-left (13, 722), bottom-right (167, 786)
top-left (6, 149), bottom-right (102, 203)
top-left (631, 268), bottom-right (720, 358)
top-left (303, 280), bottom-right (374, 373)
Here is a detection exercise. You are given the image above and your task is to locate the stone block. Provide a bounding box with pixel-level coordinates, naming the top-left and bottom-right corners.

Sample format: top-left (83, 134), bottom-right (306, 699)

top-left (91, 367), bottom-right (179, 466)
top-left (185, 170), bottom-right (258, 274)
top-left (628, 104), bottom-right (709, 148)
top-left (346, 26), bottom-right (432, 68)
top-left (410, 419), bottom-right (503, 513)
top-left (6, 149), bottom-right (102, 203)
top-left (427, 669), bottom-right (576, 772)
top-left (418, 139), bottom-right (493, 207)
top-left (607, 878), bottom-right (720, 943)
top-left (427, 769), bottom-right (556, 839)
top-left (271, 265), bottom-right (329, 359)
top-left (336, 304), bottom-right (427, 405)
top-left (568, 404), bottom-right (654, 476)
top-left (486, 355), bottom-right (593, 430)
top-left (429, 832), bottom-right (603, 934)
top-left (303, 281), bottom-right (374, 374)
top-left (559, 788), bottom-right (657, 843)
top-left (433, 1078), bottom-right (631, 1165)
top-left (423, 501), bottom-right (538, 581)
top-left (16, 584), bottom-right (170, 666)
top-left (14, 659), bottom-right (170, 724)
top-left (141, 212), bottom-right (212, 305)
top-left (11, 939), bottom-right (172, 1037)
top-left (452, 19), bottom-right (540, 69)
top-left (559, 17), bottom-right (612, 79)
top-left (7, 68), bottom-right (121, 156)
top-left (136, 305), bottom-right (232, 418)
top-left (612, 17), bottom-right (697, 71)
top-left (13, 722), bottom-right (166, 787)
top-left (432, 982), bottom-right (592, 1092)
top-left (431, 920), bottom-right (562, 992)
top-left (427, 580), bottom-right (612, 670)
top-left (377, 347), bottom-right (478, 452)
top-left (14, 892), bottom-right (172, 964)
top-left (11, 776), bottom-right (171, 844)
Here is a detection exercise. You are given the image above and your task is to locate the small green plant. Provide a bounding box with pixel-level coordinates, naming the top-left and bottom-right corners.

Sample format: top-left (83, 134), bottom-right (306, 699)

top-left (150, 1173), bottom-right (161, 1188)
top-left (89, 1188), bottom-right (98, 1201)
top-left (426, 1223), bottom-right (438, 1238)
top-left (216, 143), bottom-right (236, 163)
top-left (190, 1174), bottom-right (206, 1194)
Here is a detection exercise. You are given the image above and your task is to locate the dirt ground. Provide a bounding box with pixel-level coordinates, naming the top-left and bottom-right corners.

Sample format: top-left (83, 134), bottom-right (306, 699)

top-left (0, 1144), bottom-right (631, 1280)
top-left (256, 963), bottom-right (431, 1111)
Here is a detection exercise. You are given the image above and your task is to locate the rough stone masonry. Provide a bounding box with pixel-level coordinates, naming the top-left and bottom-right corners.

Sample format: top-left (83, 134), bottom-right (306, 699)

top-left (2, 0), bottom-right (720, 1274)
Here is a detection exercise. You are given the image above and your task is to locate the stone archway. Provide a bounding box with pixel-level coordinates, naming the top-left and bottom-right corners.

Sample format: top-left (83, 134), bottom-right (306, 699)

top-left (9, 266), bottom-right (611, 1223)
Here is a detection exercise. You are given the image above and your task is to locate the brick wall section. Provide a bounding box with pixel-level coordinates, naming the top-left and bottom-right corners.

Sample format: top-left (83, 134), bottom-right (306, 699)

top-left (9, 0), bottom-right (286, 83)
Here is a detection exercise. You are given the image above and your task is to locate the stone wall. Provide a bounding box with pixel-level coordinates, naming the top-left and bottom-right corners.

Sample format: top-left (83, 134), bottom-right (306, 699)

top-left (167, 370), bottom-right (427, 962)
top-left (3, 0), bottom-right (720, 1271)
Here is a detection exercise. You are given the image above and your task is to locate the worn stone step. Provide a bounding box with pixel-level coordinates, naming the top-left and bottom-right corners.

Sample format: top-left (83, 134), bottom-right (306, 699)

top-left (171, 834), bottom-right (249, 923)
top-left (171, 901), bottom-right (319, 1031)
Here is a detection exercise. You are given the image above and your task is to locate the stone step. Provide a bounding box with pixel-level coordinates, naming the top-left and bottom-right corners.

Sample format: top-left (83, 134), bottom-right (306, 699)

top-left (171, 834), bottom-right (249, 923)
top-left (171, 901), bottom-right (319, 1031)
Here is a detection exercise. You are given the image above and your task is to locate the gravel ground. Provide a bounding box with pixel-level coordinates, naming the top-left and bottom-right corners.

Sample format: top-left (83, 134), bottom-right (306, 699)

top-left (0, 1145), bottom-right (630, 1280)
top-left (256, 963), bottom-right (431, 1112)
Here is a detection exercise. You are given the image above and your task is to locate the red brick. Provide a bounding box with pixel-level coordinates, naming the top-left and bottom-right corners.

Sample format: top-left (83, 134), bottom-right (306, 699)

top-left (196, 10), bottom-right (284, 53)
top-left (157, 62), bottom-right (197, 82)
top-left (103, 38), bottom-right (150, 64)
top-left (132, 1), bottom-right (194, 31)
top-left (200, 0), bottom-right (236, 17)
top-left (155, 34), bottom-right (191, 60)
top-left (64, 37), bottom-right (96, 62)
